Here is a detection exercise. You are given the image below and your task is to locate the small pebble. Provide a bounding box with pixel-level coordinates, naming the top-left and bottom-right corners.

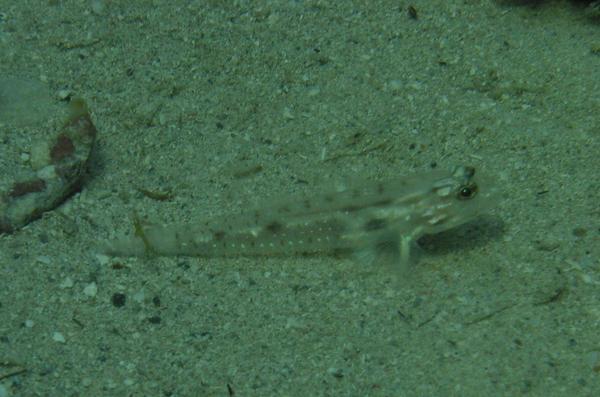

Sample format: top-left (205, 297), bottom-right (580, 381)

top-left (59, 277), bottom-right (74, 289)
top-left (95, 253), bottom-right (109, 266)
top-left (36, 255), bottom-right (52, 265)
top-left (327, 367), bottom-right (344, 378)
top-left (123, 378), bottom-right (135, 386)
top-left (148, 315), bottom-right (161, 324)
top-left (56, 89), bottom-right (71, 100)
top-left (111, 292), bottom-right (126, 307)
top-left (90, 0), bottom-right (105, 15)
top-left (132, 290), bottom-right (145, 303)
top-left (83, 282), bottom-right (97, 297)
top-left (52, 331), bottom-right (66, 343)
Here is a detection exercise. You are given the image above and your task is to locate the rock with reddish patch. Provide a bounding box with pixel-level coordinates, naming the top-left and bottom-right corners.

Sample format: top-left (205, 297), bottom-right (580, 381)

top-left (0, 99), bottom-right (97, 234)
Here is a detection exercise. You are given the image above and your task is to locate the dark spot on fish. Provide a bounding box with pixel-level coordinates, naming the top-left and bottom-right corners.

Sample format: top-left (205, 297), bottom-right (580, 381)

top-left (213, 230), bottom-right (225, 241)
top-left (372, 198), bottom-right (393, 207)
top-left (266, 221), bottom-right (283, 233)
top-left (342, 205), bottom-right (361, 213)
top-left (364, 218), bottom-right (387, 231)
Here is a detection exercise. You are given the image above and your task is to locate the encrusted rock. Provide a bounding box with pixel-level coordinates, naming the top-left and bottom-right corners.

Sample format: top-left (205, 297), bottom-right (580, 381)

top-left (0, 99), bottom-right (97, 233)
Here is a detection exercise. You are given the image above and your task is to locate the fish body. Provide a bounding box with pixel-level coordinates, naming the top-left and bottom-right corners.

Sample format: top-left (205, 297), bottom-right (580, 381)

top-left (102, 166), bottom-right (496, 271)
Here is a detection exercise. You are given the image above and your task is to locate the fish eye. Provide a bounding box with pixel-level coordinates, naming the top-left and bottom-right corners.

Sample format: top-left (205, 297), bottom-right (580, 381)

top-left (457, 183), bottom-right (478, 200)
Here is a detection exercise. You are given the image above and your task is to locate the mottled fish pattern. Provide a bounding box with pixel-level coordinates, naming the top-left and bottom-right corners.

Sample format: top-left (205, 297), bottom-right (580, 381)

top-left (102, 165), bottom-right (496, 272)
